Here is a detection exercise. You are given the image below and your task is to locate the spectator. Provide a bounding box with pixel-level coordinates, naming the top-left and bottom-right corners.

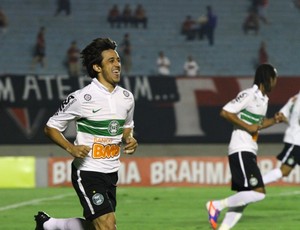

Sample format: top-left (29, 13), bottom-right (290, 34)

top-left (197, 15), bottom-right (208, 40)
top-left (258, 41), bottom-right (268, 64)
top-left (66, 40), bottom-right (81, 77)
top-left (0, 7), bottom-right (8, 35)
top-left (133, 4), bottom-right (148, 29)
top-left (31, 26), bottom-right (46, 70)
top-left (121, 4), bottom-right (133, 27)
top-left (253, 41), bottom-right (268, 69)
top-left (54, 0), bottom-right (71, 16)
top-left (183, 55), bottom-right (199, 77)
top-left (107, 4), bottom-right (121, 28)
top-left (181, 15), bottom-right (197, 41)
top-left (120, 33), bottom-right (132, 75)
top-left (243, 10), bottom-right (259, 35)
top-left (203, 5), bottom-right (217, 46)
top-left (157, 51), bottom-right (171, 76)
top-left (293, 0), bottom-right (300, 9)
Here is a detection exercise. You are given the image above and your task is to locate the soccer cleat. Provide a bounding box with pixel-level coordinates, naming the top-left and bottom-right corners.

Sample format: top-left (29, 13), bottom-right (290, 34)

top-left (206, 201), bottom-right (220, 230)
top-left (34, 211), bottom-right (50, 230)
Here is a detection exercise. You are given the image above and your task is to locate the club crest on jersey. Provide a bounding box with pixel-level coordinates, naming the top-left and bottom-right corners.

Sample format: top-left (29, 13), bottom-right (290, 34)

top-left (84, 94), bottom-right (92, 101)
top-left (123, 90), bottom-right (130, 97)
top-left (92, 193), bottom-right (104, 206)
top-left (108, 120), bottom-right (120, 135)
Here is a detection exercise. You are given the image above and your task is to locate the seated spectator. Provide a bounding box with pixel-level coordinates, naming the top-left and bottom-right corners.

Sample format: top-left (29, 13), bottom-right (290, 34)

top-left (31, 27), bottom-right (46, 69)
top-left (181, 15), bottom-right (197, 41)
top-left (107, 4), bottom-right (121, 28)
top-left (121, 4), bottom-right (133, 27)
top-left (0, 7), bottom-right (8, 35)
top-left (243, 10), bottom-right (259, 35)
top-left (133, 4), bottom-right (148, 29)
top-left (66, 40), bottom-right (81, 77)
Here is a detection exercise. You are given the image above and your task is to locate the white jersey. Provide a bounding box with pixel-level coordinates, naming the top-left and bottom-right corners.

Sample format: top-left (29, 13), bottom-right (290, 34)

top-left (223, 85), bottom-right (269, 155)
top-left (47, 78), bottom-right (135, 173)
top-left (280, 91), bottom-right (300, 145)
top-left (184, 60), bottom-right (199, 77)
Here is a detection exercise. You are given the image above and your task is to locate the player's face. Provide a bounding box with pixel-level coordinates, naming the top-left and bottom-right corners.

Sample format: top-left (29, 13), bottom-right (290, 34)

top-left (99, 49), bottom-right (121, 89)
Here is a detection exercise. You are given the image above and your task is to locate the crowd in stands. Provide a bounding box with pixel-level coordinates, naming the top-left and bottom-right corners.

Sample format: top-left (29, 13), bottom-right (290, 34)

top-left (1, 1), bottom-right (300, 77)
top-left (107, 4), bottom-right (148, 29)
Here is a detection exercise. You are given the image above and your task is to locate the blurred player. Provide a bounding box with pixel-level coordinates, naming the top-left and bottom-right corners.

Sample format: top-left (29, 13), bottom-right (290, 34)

top-left (34, 37), bottom-right (138, 230)
top-left (206, 63), bottom-right (284, 230)
top-left (263, 91), bottom-right (300, 184)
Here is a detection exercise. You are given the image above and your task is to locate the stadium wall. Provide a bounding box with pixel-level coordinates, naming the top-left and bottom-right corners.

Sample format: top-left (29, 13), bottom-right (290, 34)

top-left (0, 74), bottom-right (299, 144)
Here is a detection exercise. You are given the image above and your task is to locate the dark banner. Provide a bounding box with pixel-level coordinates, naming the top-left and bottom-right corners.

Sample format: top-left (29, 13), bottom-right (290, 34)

top-left (0, 74), bottom-right (299, 144)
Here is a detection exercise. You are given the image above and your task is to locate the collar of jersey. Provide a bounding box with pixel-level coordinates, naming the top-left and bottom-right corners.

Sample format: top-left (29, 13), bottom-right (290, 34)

top-left (92, 78), bottom-right (118, 94)
top-left (252, 84), bottom-right (266, 100)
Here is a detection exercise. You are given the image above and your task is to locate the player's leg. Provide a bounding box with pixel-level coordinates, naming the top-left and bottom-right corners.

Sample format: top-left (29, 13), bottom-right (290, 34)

top-left (72, 164), bottom-right (118, 230)
top-left (218, 206), bottom-right (247, 230)
top-left (263, 143), bottom-right (299, 184)
top-left (92, 212), bottom-right (116, 230)
top-left (206, 152), bottom-right (265, 229)
top-left (34, 211), bottom-right (94, 230)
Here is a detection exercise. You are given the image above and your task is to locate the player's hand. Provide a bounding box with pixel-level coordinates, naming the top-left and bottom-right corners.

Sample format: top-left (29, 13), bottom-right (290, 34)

top-left (67, 145), bottom-right (91, 158)
top-left (247, 124), bottom-right (261, 134)
top-left (123, 137), bottom-right (138, 155)
top-left (274, 112), bottom-right (287, 123)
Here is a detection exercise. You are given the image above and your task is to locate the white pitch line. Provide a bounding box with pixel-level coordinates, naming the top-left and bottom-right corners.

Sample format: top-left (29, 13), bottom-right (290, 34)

top-left (268, 190), bottom-right (300, 197)
top-left (0, 193), bottom-right (74, 212)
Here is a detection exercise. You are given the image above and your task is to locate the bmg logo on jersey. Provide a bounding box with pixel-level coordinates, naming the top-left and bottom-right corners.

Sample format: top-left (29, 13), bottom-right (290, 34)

top-left (108, 120), bottom-right (120, 135)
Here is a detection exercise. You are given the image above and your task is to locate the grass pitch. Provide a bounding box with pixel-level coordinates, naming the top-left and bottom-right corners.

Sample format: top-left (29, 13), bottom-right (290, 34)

top-left (0, 186), bottom-right (299, 229)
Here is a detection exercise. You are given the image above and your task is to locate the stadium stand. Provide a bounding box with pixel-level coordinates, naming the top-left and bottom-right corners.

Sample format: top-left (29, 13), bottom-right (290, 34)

top-left (0, 0), bottom-right (300, 76)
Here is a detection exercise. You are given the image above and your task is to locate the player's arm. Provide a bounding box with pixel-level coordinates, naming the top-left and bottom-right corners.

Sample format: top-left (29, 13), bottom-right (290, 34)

top-left (220, 109), bottom-right (260, 134)
top-left (260, 112), bottom-right (286, 129)
top-left (122, 128), bottom-right (138, 155)
top-left (44, 125), bottom-right (91, 158)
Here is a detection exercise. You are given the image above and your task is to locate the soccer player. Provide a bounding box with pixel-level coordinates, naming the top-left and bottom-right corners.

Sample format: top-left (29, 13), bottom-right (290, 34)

top-left (34, 37), bottom-right (138, 230)
top-left (262, 91), bottom-right (300, 185)
top-left (206, 63), bottom-right (284, 230)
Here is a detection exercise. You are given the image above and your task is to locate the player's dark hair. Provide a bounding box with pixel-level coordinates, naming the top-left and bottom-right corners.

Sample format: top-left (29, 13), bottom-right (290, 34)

top-left (253, 63), bottom-right (277, 93)
top-left (81, 38), bottom-right (117, 78)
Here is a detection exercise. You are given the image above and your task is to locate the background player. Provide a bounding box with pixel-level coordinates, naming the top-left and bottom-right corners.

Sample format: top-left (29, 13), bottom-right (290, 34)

top-left (206, 63), bottom-right (284, 230)
top-left (263, 91), bottom-right (300, 184)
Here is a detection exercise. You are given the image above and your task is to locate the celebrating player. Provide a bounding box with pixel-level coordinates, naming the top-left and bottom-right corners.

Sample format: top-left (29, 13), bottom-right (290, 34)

top-left (34, 37), bottom-right (138, 230)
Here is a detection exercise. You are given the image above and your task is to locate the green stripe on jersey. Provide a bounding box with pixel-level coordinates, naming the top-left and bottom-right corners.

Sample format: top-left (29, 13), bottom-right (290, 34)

top-left (77, 119), bottom-right (125, 136)
top-left (240, 109), bottom-right (264, 124)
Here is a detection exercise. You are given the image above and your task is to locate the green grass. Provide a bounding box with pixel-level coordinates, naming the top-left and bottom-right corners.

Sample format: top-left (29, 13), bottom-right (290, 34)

top-left (0, 186), bottom-right (300, 229)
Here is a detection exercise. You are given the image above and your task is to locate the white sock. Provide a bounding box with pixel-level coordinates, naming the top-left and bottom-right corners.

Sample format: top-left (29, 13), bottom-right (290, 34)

top-left (219, 206), bottom-right (246, 230)
top-left (262, 168), bottom-right (283, 184)
top-left (212, 191), bottom-right (265, 211)
top-left (43, 217), bottom-right (93, 230)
